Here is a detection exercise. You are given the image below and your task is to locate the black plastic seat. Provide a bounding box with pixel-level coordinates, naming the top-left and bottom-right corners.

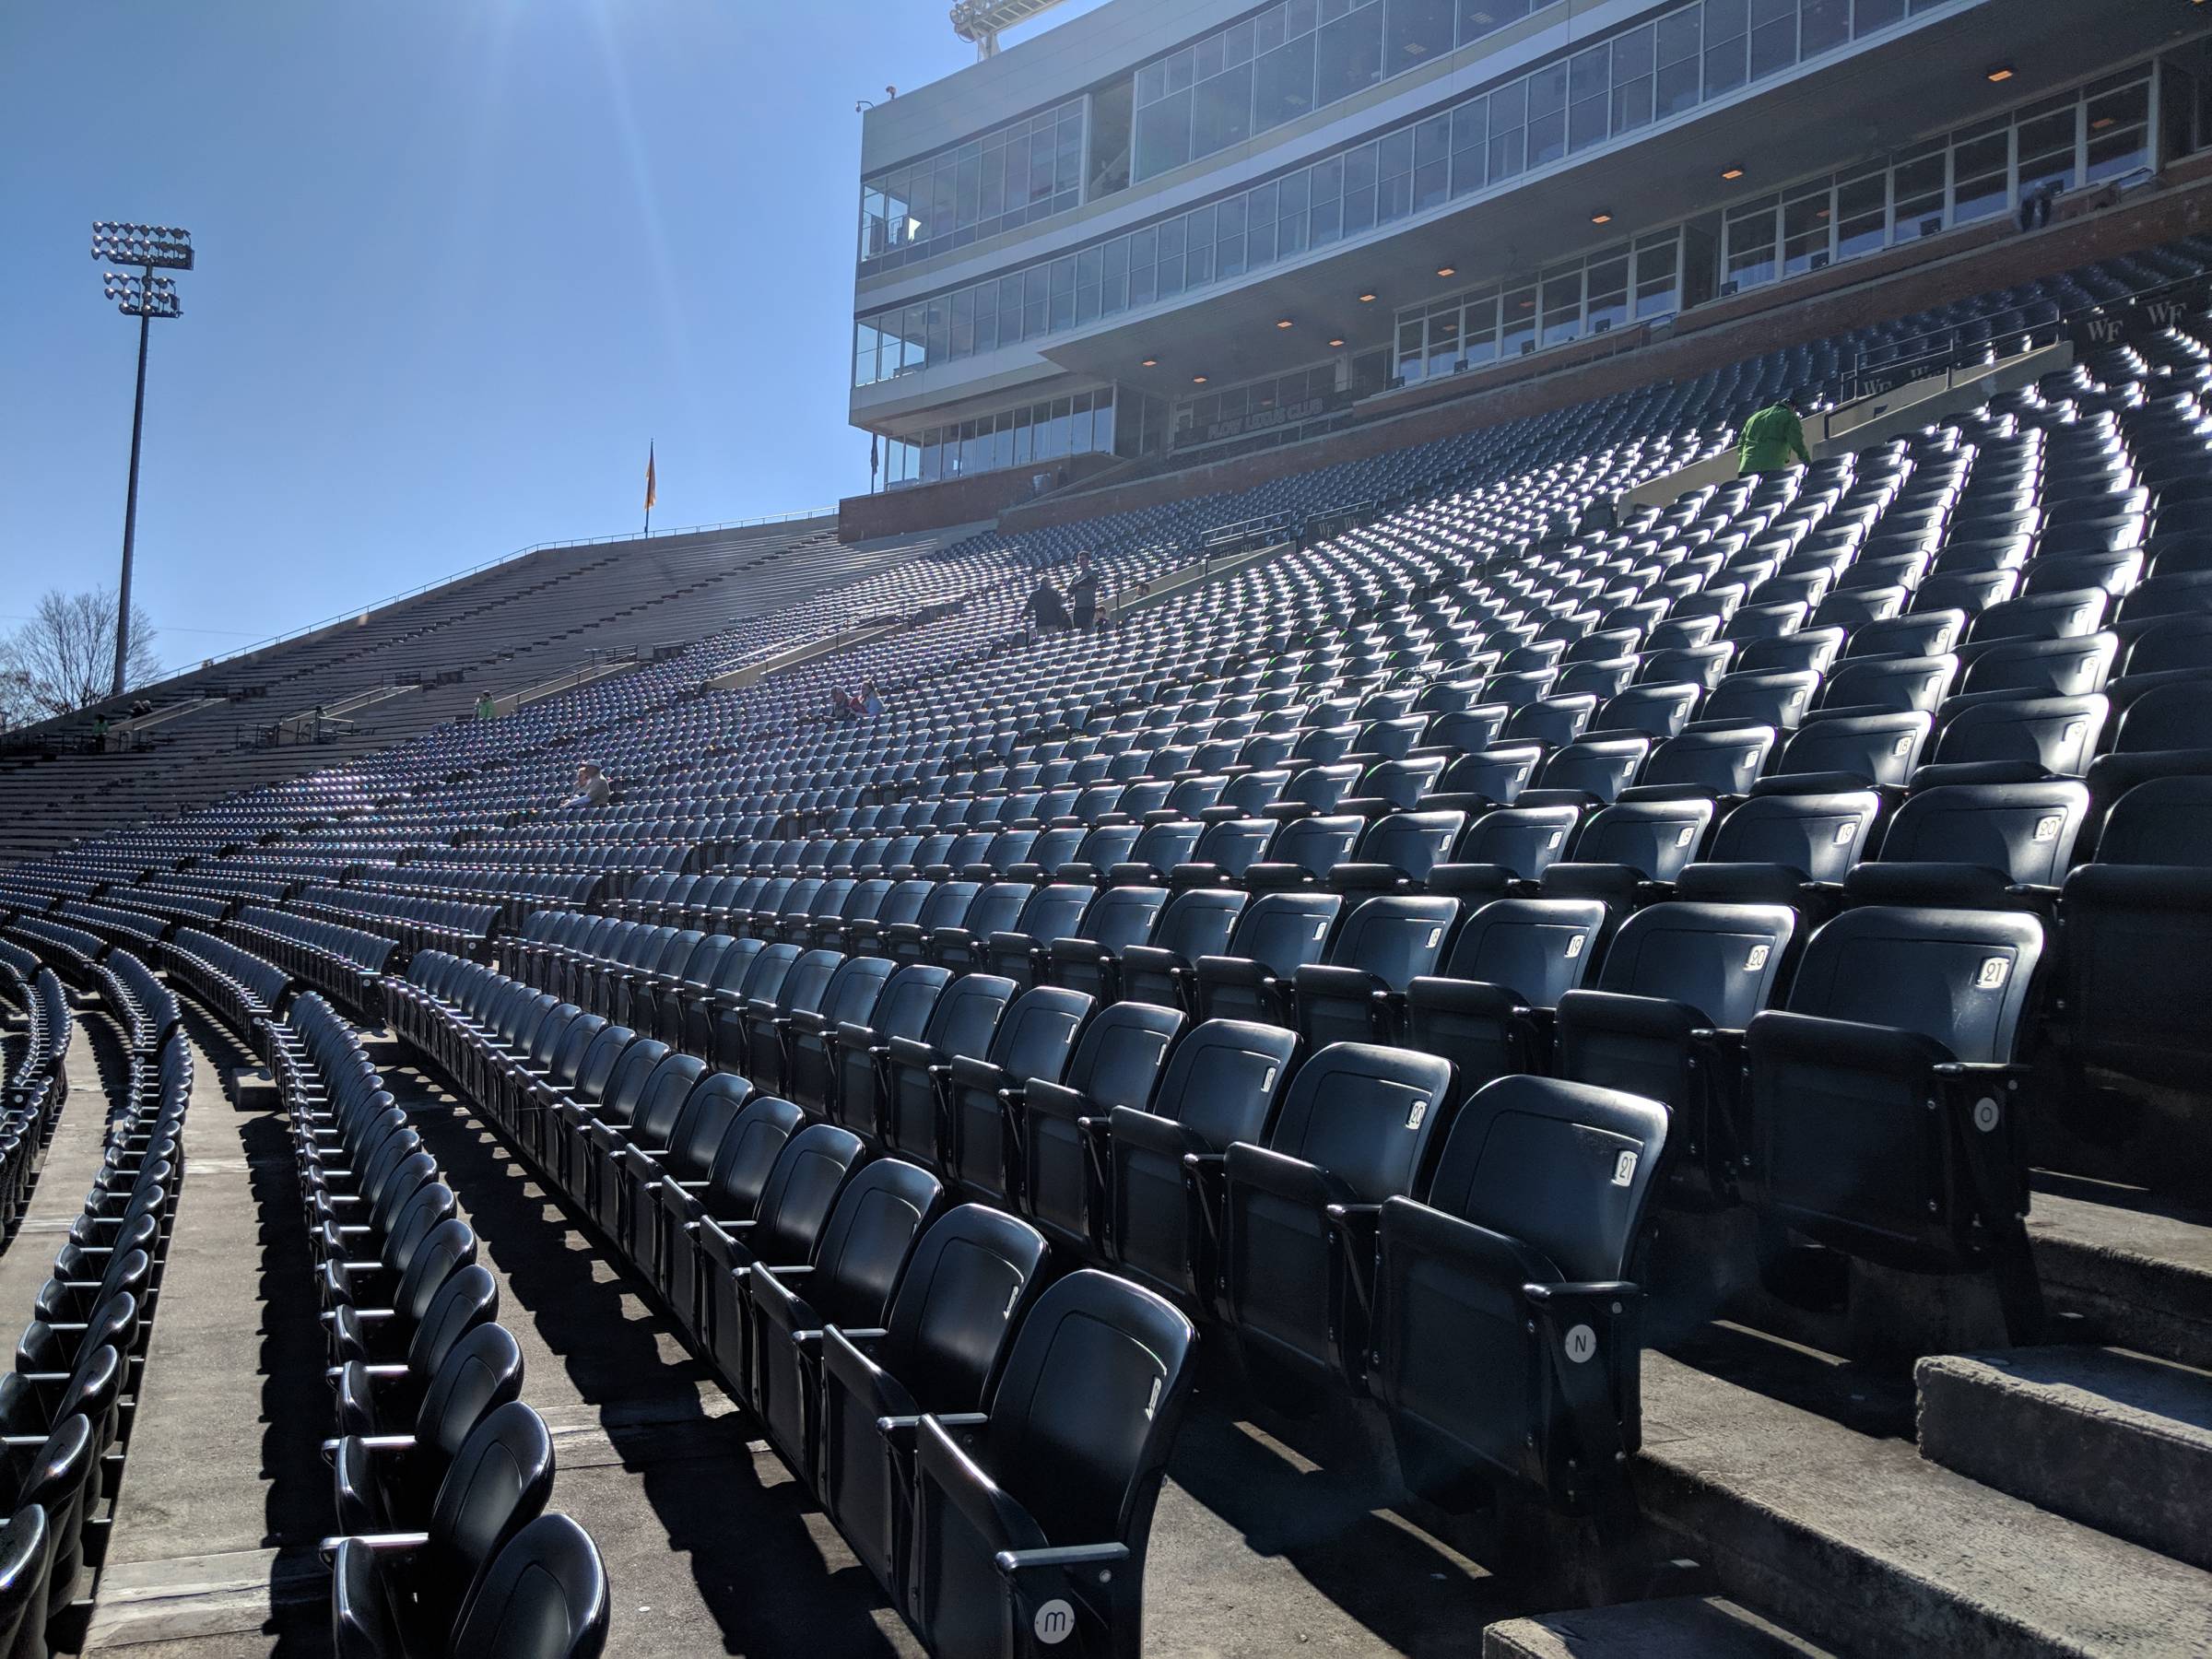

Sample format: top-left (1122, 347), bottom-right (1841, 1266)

top-left (1009, 1001), bottom-right (1187, 1257)
top-left (1100, 1019), bottom-right (1300, 1312)
top-left (1741, 903), bottom-right (2047, 1335)
top-left (881, 974), bottom-right (1017, 1167)
top-left (447, 1513), bottom-right (609, 1659)
top-left (1290, 894), bottom-right (1461, 1049)
top-left (830, 963), bottom-right (951, 1146)
top-left (747, 1158), bottom-right (947, 1472)
top-left (1371, 1076), bottom-right (1668, 1521)
top-left (658, 1092), bottom-right (802, 1335)
top-left (1556, 900), bottom-right (1798, 1206)
top-left (1217, 1042), bottom-right (1456, 1395)
top-left (1193, 890), bottom-right (1343, 1024)
top-left (696, 1123), bottom-right (865, 1383)
top-left (1406, 899), bottom-right (1610, 1100)
top-left (905, 1271), bottom-right (1196, 1659)
top-left (328, 1400), bottom-right (557, 1659)
top-left (817, 1205), bottom-right (1052, 1599)
top-left (940, 986), bottom-right (1094, 1204)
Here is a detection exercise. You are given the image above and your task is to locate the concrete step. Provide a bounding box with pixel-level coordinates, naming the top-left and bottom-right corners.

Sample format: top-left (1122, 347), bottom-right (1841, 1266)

top-left (2030, 1177), bottom-right (2212, 1371)
top-left (1635, 1349), bottom-right (2212, 1658)
top-left (1484, 1597), bottom-right (1833, 1658)
top-left (1917, 1346), bottom-right (2212, 1573)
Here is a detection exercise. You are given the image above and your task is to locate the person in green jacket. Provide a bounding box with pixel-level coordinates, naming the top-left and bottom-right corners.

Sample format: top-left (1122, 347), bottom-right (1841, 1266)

top-left (1738, 396), bottom-right (1812, 475)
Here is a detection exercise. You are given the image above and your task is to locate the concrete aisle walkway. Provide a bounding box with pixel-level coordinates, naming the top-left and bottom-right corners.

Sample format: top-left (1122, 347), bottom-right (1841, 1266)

top-left (82, 1007), bottom-right (334, 1659)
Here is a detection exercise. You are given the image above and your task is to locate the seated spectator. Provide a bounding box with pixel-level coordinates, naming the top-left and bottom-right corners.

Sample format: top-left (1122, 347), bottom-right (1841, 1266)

top-left (863, 681), bottom-right (884, 717)
top-left (561, 761), bottom-right (612, 808)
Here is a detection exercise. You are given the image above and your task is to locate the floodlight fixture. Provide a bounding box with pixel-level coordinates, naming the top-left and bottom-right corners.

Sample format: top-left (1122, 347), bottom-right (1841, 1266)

top-left (88, 218), bottom-right (193, 700)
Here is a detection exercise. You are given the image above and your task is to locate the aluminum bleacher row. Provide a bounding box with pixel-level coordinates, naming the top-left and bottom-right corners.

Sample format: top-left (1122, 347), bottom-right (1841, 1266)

top-left (0, 931), bottom-right (191, 1655)
top-left (2, 234), bottom-right (2210, 1653)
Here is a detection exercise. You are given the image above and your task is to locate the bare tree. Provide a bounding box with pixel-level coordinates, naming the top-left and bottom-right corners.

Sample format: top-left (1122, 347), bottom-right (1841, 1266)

top-left (0, 590), bottom-right (161, 729)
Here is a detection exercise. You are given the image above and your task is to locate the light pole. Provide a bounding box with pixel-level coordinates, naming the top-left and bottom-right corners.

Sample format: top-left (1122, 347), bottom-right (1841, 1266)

top-left (90, 221), bottom-right (193, 700)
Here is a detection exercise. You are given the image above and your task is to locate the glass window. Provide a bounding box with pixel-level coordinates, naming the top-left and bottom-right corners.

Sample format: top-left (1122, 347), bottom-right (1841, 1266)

top-left (1586, 250), bottom-right (1630, 333)
top-left (1952, 120), bottom-right (2011, 224)
top-left (1194, 64), bottom-right (1254, 159)
top-left (1462, 292), bottom-right (1500, 363)
top-left (1656, 6), bottom-right (1701, 116)
top-left (1891, 141), bottom-right (1947, 242)
top-left (1569, 43), bottom-right (1610, 153)
top-left (1611, 23), bottom-right (1654, 135)
top-left (1835, 166), bottom-right (1887, 259)
top-left (2017, 99), bottom-right (2079, 196)
top-left (1541, 264), bottom-right (1583, 346)
top-left (1800, 0), bottom-right (1850, 55)
top-left (1316, 1), bottom-right (1384, 108)
top-left (1343, 141), bottom-right (1378, 235)
top-left (1704, 0), bottom-right (1748, 99)
top-left (2086, 77), bottom-right (2152, 183)
top-left (1853, 0), bottom-right (1907, 32)
top-left (1747, 0), bottom-right (1796, 80)
top-left (1526, 61), bottom-right (1567, 167)
top-left (1135, 89), bottom-right (1192, 178)
top-left (1164, 45), bottom-right (1195, 95)
top-left (1426, 301), bottom-right (1461, 374)
top-left (1501, 284), bottom-right (1537, 357)
top-left (1633, 232), bottom-right (1679, 317)
top-left (1488, 78), bottom-right (1525, 181)
top-left (1724, 194), bottom-right (1779, 289)
top-left (1255, 3), bottom-right (1288, 54)
top-left (1451, 97), bottom-right (1488, 195)
top-left (1386, 0), bottom-right (1454, 68)
top-left (1194, 32), bottom-right (1224, 81)
top-left (1458, 0), bottom-right (1528, 45)
top-left (1255, 34), bottom-right (1317, 130)
top-left (1782, 182), bottom-right (1832, 273)
top-left (1397, 315), bottom-right (1427, 382)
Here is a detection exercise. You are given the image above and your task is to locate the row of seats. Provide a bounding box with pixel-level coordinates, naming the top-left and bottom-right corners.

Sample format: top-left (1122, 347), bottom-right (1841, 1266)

top-left (0, 942), bottom-right (191, 1656)
top-left (0, 940), bottom-right (70, 1238)
top-left (385, 955), bottom-right (1202, 1656)
top-left (267, 992), bottom-right (611, 1659)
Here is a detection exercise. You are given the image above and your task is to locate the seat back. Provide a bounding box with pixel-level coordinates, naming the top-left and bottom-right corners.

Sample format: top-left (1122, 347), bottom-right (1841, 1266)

top-left (420, 1401), bottom-right (557, 1626)
top-left (1260, 1042), bottom-right (1458, 1205)
top-left (751, 1124), bottom-right (869, 1265)
top-left (702, 1095), bottom-right (806, 1217)
top-left (801, 1158), bottom-right (947, 1330)
top-left (875, 1204), bottom-right (1052, 1411)
top-left (449, 1513), bottom-right (610, 1659)
top-left (1223, 891), bottom-right (1344, 977)
top-left (1782, 904), bottom-right (2044, 1058)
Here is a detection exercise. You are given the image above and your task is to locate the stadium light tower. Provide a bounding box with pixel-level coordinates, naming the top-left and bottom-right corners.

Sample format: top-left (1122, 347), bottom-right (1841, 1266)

top-left (89, 221), bottom-right (193, 700)
top-left (948, 0), bottom-right (1073, 59)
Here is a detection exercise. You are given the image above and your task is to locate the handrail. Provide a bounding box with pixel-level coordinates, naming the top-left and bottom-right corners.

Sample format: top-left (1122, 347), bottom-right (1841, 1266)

top-left (179, 506), bottom-right (839, 676)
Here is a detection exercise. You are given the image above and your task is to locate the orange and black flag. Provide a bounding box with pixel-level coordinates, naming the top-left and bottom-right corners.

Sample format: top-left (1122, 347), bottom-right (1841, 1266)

top-left (644, 443), bottom-right (657, 512)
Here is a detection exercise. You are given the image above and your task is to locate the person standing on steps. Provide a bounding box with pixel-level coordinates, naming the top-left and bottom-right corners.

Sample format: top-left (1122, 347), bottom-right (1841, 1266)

top-left (1068, 551), bottom-right (1104, 632)
top-left (1737, 394), bottom-right (1812, 476)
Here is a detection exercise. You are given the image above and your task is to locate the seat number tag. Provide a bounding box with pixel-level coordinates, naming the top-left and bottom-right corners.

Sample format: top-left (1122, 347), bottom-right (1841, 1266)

top-left (1611, 1150), bottom-right (1638, 1186)
top-left (1406, 1099), bottom-right (1429, 1130)
top-left (1564, 1324), bottom-right (1598, 1364)
top-left (1676, 825), bottom-right (1697, 846)
top-left (1565, 933), bottom-right (1585, 959)
top-left (1893, 735), bottom-right (1914, 755)
top-left (1976, 956), bottom-right (2010, 990)
top-left (2033, 815), bottom-right (2061, 843)
top-left (1259, 1067), bottom-right (1277, 1093)
top-left (1035, 1600), bottom-right (1077, 1644)
top-left (1426, 927), bottom-right (1444, 948)
top-left (1143, 1376), bottom-right (1162, 1420)
top-left (1745, 944), bottom-right (1771, 971)
top-left (1314, 922), bottom-right (1329, 939)
top-left (1547, 831), bottom-right (1564, 849)
top-left (1833, 822), bottom-right (1856, 844)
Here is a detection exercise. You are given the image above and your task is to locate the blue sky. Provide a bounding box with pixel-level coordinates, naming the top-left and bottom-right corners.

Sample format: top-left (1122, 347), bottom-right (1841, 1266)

top-left (0, 0), bottom-right (1108, 670)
